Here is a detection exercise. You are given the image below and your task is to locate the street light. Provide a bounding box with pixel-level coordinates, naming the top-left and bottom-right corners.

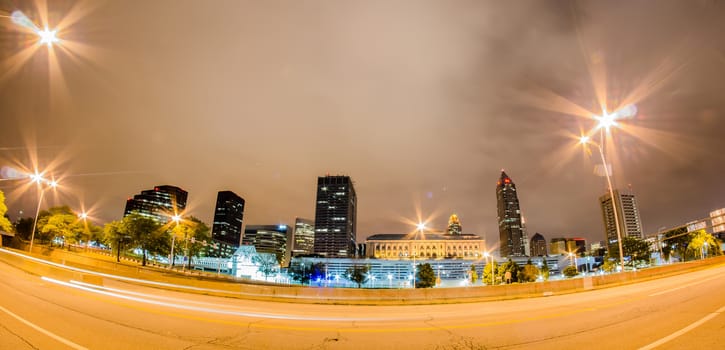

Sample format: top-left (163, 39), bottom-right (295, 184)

top-left (411, 221), bottom-right (426, 288)
top-left (579, 131), bottom-right (625, 273)
top-left (169, 214), bottom-right (181, 268)
top-left (37, 26), bottom-right (60, 47)
top-left (28, 173), bottom-right (58, 253)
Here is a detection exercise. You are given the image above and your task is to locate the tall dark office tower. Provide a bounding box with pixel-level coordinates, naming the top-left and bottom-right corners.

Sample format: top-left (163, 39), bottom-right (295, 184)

top-left (600, 189), bottom-right (643, 251)
top-left (313, 175), bottom-right (357, 258)
top-left (124, 185), bottom-right (187, 223)
top-left (292, 218), bottom-right (315, 256)
top-left (496, 171), bottom-right (526, 257)
top-left (530, 233), bottom-right (547, 257)
top-left (209, 191), bottom-right (245, 257)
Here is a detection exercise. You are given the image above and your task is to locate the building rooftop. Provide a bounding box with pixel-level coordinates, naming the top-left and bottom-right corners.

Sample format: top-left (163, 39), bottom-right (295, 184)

top-left (366, 233), bottom-right (483, 241)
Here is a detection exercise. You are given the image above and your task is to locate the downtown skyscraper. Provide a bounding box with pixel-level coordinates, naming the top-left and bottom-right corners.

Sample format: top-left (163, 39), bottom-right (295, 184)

top-left (124, 185), bottom-right (188, 223)
top-left (496, 171), bottom-right (527, 257)
top-left (599, 189), bottom-right (643, 250)
top-left (313, 175), bottom-right (357, 258)
top-left (210, 190), bottom-right (245, 257)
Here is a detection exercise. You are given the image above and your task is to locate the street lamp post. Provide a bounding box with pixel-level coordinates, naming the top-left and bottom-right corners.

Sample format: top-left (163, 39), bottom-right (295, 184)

top-left (580, 132), bottom-right (625, 273)
top-left (28, 174), bottom-right (57, 253)
top-left (169, 214), bottom-right (181, 269)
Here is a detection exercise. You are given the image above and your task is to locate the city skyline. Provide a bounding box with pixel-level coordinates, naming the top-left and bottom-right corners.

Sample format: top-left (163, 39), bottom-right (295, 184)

top-left (2, 1), bottom-right (725, 247)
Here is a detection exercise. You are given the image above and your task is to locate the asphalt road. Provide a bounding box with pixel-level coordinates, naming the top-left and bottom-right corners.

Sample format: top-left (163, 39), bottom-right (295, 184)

top-left (0, 258), bottom-right (723, 350)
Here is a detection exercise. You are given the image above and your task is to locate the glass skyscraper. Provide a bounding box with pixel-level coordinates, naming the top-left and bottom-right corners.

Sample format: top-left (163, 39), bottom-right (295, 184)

top-left (124, 185), bottom-right (187, 223)
top-left (210, 190), bottom-right (245, 257)
top-left (496, 171), bottom-right (527, 257)
top-left (313, 175), bottom-right (357, 258)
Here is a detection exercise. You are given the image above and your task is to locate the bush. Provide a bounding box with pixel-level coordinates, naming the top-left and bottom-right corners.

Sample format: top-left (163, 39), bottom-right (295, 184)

top-left (563, 265), bottom-right (578, 278)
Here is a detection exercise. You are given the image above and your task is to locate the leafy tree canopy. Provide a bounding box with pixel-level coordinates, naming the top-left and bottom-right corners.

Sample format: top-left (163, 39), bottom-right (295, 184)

top-left (416, 263), bottom-right (436, 288)
top-left (346, 265), bottom-right (369, 288)
top-left (0, 190), bottom-right (13, 233)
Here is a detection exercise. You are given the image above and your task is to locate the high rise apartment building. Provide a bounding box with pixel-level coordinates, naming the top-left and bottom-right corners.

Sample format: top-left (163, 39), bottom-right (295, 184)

top-left (599, 190), bottom-right (643, 250)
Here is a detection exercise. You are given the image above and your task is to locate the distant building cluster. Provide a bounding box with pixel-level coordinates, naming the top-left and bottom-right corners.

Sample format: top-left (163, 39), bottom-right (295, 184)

top-left (125, 167), bottom-right (701, 276)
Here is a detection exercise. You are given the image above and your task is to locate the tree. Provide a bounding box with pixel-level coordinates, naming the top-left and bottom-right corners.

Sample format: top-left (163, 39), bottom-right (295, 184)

top-left (661, 227), bottom-right (691, 262)
top-left (483, 260), bottom-right (498, 285)
top-left (175, 216), bottom-right (211, 269)
top-left (469, 264), bottom-right (478, 284)
top-left (346, 265), bottom-right (369, 288)
top-left (35, 206), bottom-right (85, 247)
top-left (562, 265), bottom-right (578, 278)
top-left (123, 212), bottom-right (166, 266)
top-left (601, 259), bottom-right (617, 273)
top-left (416, 263), bottom-right (436, 288)
top-left (288, 263), bottom-right (311, 285)
top-left (687, 230), bottom-right (722, 259)
top-left (14, 217), bottom-right (34, 240)
top-left (253, 253), bottom-right (279, 280)
top-left (497, 258), bottom-right (521, 283)
top-left (609, 236), bottom-right (651, 267)
top-left (519, 259), bottom-right (540, 283)
top-left (104, 220), bottom-right (129, 261)
top-left (0, 190), bottom-right (13, 233)
top-left (540, 259), bottom-right (550, 280)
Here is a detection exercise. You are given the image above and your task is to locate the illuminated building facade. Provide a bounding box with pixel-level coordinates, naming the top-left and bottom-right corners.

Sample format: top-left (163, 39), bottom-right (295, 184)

top-left (124, 185), bottom-right (187, 223)
top-left (243, 225), bottom-right (292, 265)
top-left (313, 175), bottom-right (357, 258)
top-left (366, 233), bottom-right (485, 260)
top-left (600, 190), bottom-right (643, 251)
top-left (292, 218), bottom-right (315, 256)
top-left (496, 171), bottom-right (527, 257)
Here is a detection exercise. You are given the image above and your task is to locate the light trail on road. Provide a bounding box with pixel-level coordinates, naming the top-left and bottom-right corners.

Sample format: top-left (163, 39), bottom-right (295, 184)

top-left (1, 252), bottom-right (723, 349)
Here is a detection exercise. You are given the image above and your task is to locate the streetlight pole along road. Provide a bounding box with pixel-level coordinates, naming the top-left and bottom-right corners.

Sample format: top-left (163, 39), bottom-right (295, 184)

top-left (1, 253), bottom-right (723, 349)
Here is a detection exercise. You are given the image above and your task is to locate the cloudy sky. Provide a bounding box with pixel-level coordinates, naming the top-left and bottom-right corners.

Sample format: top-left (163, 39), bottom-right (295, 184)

top-left (1, 0), bottom-right (724, 247)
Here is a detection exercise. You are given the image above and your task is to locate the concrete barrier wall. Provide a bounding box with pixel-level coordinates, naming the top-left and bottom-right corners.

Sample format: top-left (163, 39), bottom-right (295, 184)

top-left (2, 247), bottom-right (723, 305)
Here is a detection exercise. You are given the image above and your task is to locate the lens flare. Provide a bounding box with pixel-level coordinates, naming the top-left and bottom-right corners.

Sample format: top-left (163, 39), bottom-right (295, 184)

top-left (10, 10), bottom-right (38, 30)
top-left (37, 27), bottom-right (60, 47)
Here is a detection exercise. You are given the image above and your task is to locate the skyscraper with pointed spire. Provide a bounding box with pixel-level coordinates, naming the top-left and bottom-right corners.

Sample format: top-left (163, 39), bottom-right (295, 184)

top-left (496, 170), bottom-right (527, 257)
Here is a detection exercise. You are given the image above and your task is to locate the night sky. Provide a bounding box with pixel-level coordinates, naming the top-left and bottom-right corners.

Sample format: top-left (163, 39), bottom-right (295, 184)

top-left (1, 1), bottom-right (724, 248)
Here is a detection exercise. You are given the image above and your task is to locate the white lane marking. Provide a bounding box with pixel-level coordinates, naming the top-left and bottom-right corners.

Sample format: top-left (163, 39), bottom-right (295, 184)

top-left (648, 274), bottom-right (722, 297)
top-left (43, 277), bottom-right (400, 322)
top-left (0, 305), bottom-right (89, 350)
top-left (637, 305), bottom-right (725, 350)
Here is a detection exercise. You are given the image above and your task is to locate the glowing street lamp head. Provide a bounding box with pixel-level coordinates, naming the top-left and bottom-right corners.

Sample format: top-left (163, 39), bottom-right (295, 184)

top-left (29, 172), bottom-right (44, 184)
top-left (48, 180), bottom-right (58, 188)
top-left (37, 27), bottom-right (60, 47)
top-left (579, 135), bottom-right (590, 145)
top-left (416, 222), bottom-right (426, 231)
top-left (595, 112), bottom-right (618, 132)
top-left (171, 214), bottom-right (181, 223)
top-left (483, 251), bottom-right (489, 258)
top-left (79, 212), bottom-right (88, 220)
